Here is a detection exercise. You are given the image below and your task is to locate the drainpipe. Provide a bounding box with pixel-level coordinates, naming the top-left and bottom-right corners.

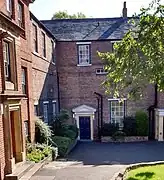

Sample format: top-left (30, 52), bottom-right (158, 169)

top-left (154, 84), bottom-right (158, 108)
top-left (57, 72), bottom-right (61, 112)
top-left (94, 92), bottom-right (103, 141)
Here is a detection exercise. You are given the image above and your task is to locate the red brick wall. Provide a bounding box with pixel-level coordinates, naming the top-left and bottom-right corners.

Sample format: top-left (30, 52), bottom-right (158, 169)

top-left (56, 41), bottom-right (156, 133)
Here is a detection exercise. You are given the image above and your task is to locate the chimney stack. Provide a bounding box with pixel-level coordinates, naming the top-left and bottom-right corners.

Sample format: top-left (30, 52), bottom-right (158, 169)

top-left (122, 1), bottom-right (127, 18)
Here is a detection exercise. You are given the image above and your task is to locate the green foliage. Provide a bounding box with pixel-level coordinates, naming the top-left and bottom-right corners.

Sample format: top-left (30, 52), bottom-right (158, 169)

top-left (52, 10), bottom-right (86, 19)
top-left (52, 136), bottom-right (72, 157)
top-left (26, 143), bottom-right (53, 163)
top-left (50, 109), bottom-right (70, 136)
top-left (98, 0), bottom-right (164, 99)
top-left (123, 116), bottom-right (137, 136)
top-left (61, 129), bottom-right (77, 140)
top-left (101, 123), bottom-right (119, 136)
top-left (135, 110), bottom-right (148, 136)
top-left (35, 116), bottom-right (53, 144)
top-left (111, 131), bottom-right (126, 141)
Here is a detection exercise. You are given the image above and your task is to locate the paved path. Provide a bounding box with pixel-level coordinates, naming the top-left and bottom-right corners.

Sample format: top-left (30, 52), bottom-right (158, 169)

top-left (30, 141), bottom-right (164, 180)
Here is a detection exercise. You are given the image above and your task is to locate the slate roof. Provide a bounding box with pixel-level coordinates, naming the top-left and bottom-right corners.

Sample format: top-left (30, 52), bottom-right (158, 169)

top-left (41, 17), bottom-right (136, 41)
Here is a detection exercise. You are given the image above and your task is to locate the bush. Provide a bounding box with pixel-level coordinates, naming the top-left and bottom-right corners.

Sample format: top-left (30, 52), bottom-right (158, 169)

top-left (67, 125), bottom-right (79, 138)
top-left (101, 123), bottom-right (119, 136)
top-left (123, 116), bottom-right (137, 136)
top-left (62, 129), bottom-right (77, 140)
top-left (52, 136), bottom-right (72, 157)
top-left (35, 117), bottom-right (53, 144)
top-left (50, 109), bottom-right (70, 136)
top-left (26, 143), bottom-right (53, 163)
top-left (135, 110), bottom-right (148, 136)
top-left (111, 131), bottom-right (126, 141)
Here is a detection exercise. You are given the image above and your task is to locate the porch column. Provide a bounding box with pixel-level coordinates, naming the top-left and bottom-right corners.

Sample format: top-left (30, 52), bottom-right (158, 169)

top-left (155, 109), bottom-right (164, 141)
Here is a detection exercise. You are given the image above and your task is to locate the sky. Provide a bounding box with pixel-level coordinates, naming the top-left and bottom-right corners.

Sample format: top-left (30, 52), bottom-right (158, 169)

top-left (30, 0), bottom-right (160, 20)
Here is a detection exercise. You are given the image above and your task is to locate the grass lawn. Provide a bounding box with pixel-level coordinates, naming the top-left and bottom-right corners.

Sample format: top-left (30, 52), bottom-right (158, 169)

top-left (126, 164), bottom-right (164, 180)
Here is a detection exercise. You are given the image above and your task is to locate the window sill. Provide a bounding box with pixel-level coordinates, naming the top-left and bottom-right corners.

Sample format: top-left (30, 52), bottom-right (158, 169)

top-left (32, 51), bottom-right (40, 57)
top-left (77, 64), bottom-right (92, 67)
top-left (96, 73), bottom-right (108, 75)
top-left (42, 56), bottom-right (47, 60)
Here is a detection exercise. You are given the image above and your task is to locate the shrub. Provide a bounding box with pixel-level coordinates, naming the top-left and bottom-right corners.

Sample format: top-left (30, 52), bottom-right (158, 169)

top-left (123, 116), bottom-right (137, 136)
top-left (26, 143), bottom-right (53, 163)
top-left (50, 109), bottom-right (70, 136)
top-left (111, 131), bottom-right (126, 141)
top-left (62, 129), bottom-right (77, 140)
top-left (67, 125), bottom-right (79, 138)
top-left (101, 123), bottom-right (119, 136)
top-left (35, 116), bottom-right (53, 144)
top-left (52, 136), bottom-right (72, 157)
top-left (135, 110), bottom-right (148, 136)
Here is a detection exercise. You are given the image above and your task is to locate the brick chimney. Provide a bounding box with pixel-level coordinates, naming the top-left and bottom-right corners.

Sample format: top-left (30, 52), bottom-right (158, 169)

top-left (122, 1), bottom-right (127, 18)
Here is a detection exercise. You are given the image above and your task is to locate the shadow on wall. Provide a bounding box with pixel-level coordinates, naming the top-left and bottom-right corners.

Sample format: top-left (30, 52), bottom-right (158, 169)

top-left (36, 61), bottom-right (59, 124)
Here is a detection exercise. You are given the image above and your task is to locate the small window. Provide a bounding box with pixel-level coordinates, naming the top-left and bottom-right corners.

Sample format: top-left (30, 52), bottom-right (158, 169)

top-left (109, 99), bottom-right (126, 128)
top-left (52, 101), bottom-right (56, 117)
top-left (6, 0), bottom-right (12, 15)
top-left (78, 44), bottom-right (91, 65)
top-left (3, 41), bottom-right (11, 81)
top-left (51, 41), bottom-right (55, 63)
top-left (33, 24), bottom-right (38, 53)
top-left (96, 68), bottom-right (108, 75)
top-left (18, 2), bottom-right (24, 28)
top-left (43, 102), bottom-right (48, 123)
top-left (21, 67), bottom-right (27, 94)
top-left (41, 32), bottom-right (46, 57)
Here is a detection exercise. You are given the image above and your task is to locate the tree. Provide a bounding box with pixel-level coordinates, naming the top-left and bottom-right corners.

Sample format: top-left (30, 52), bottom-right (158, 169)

top-left (52, 11), bottom-right (86, 19)
top-left (98, 0), bottom-right (164, 99)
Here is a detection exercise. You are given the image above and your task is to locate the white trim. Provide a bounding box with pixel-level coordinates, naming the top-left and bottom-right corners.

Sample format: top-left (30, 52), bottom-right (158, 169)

top-left (110, 40), bottom-right (121, 43)
top-left (52, 100), bottom-right (56, 103)
top-left (76, 42), bottom-right (91, 45)
top-left (43, 101), bottom-right (49, 104)
top-left (72, 105), bottom-right (96, 140)
top-left (77, 64), bottom-right (92, 67)
top-left (108, 98), bottom-right (127, 101)
top-left (34, 101), bottom-right (38, 105)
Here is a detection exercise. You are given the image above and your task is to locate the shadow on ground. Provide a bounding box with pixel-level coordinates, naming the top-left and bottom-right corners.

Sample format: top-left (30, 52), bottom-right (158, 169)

top-left (127, 172), bottom-right (155, 180)
top-left (65, 141), bottom-right (164, 166)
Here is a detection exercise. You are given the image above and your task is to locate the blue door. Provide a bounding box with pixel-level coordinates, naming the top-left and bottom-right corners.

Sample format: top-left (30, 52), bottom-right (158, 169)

top-left (79, 116), bottom-right (91, 140)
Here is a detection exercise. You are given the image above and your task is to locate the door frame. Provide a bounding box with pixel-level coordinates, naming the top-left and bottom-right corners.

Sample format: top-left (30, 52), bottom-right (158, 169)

top-left (72, 105), bottom-right (96, 141)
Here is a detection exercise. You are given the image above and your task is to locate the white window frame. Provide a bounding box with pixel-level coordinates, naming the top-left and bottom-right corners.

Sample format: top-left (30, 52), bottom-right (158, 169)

top-left (108, 98), bottom-right (126, 128)
top-left (77, 43), bottom-right (91, 66)
top-left (6, 0), bottom-right (12, 13)
top-left (18, 2), bottom-right (23, 28)
top-left (43, 101), bottom-right (49, 123)
top-left (52, 100), bottom-right (57, 117)
top-left (41, 32), bottom-right (46, 58)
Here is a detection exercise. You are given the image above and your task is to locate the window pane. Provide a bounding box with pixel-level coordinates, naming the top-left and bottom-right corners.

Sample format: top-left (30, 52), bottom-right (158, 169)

top-left (43, 104), bottom-right (48, 123)
top-left (78, 45), bottom-right (90, 64)
top-left (52, 102), bottom-right (56, 117)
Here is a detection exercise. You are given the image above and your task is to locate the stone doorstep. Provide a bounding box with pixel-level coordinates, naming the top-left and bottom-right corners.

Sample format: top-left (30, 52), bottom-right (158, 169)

top-left (5, 156), bottom-right (51, 180)
top-left (5, 162), bottom-right (35, 180)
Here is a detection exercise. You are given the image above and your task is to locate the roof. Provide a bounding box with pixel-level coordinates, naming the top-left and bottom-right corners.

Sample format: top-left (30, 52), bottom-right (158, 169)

top-left (30, 12), bottom-right (56, 40)
top-left (41, 17), bottom-right (136, 41)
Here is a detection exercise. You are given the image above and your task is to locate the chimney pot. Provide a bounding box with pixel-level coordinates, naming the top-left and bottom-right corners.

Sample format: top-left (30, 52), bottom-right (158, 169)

top-left (122, 1), bottom-right (127, 18)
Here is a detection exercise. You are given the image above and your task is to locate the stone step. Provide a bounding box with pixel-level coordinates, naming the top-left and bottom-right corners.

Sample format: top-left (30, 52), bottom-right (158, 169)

top-left (19, 162), bottom-right (45, 180)
top-left (5, 162), bottom-right (35, 180)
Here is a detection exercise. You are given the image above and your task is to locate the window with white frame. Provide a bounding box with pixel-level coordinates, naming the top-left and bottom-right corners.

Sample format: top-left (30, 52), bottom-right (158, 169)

top-left (6, 0), bottom-right (12, 15)
top-left (52, 101), bottom-right (56, 117)
top-left (78, 44), bottom-right (91, 65)
top-left (109, 99), bottom-right (126, 128)
top-left (43, 102), bottom-right (49, 123)
top-left (18, 1), bottom-right (24, 28)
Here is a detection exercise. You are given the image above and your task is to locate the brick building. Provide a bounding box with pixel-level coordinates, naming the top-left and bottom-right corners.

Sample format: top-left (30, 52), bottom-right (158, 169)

top-left (0, 1), bottom-right (58, 179)
top-left (0, 0), bottom-right (35, 179)
top-left (30, 13), bottom-right (59, 124)
top-left (42, 3), bottom-right (162, 141)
